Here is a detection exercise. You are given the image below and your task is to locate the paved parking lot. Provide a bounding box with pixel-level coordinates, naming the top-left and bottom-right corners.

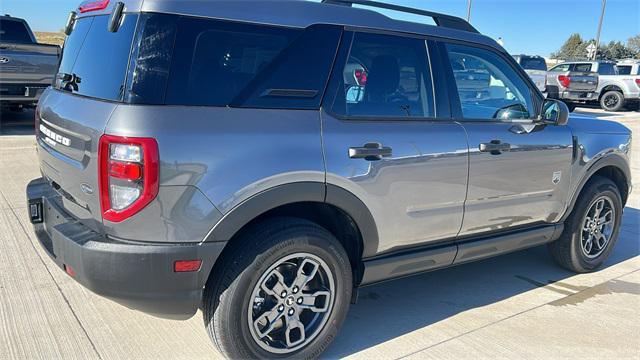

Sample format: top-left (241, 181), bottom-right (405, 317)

top-left (0, 107), bottom-right (638, 359)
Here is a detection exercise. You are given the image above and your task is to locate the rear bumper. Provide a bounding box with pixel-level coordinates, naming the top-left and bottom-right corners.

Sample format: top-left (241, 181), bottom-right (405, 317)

top-left (26, 177), bottom-right (226, 320)
top-left (1, 85), bottom-right (47, 105)
top-left (560, 91), bottom-right (598, 101)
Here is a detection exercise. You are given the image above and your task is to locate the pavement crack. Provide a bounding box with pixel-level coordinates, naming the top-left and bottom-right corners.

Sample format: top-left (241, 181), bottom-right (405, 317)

top-left (0, 190), bottom-right (104, 360)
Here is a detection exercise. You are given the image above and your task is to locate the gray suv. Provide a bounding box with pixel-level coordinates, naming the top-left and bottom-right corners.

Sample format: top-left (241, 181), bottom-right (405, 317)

top-left (27, 0), bottom-right (632, 358)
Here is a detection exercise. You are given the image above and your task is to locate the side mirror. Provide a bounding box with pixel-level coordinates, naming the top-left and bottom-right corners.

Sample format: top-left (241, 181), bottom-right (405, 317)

top-left (540, 99), bottom-right (569, 126)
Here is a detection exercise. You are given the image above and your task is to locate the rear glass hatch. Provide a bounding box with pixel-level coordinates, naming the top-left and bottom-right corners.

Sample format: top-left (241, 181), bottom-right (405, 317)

top-left (37, 12), bottom-right (139, 231)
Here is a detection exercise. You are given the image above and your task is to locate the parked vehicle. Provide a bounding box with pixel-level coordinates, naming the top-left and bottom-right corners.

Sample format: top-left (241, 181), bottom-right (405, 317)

top-left (512, 54), bottom-right (547, 93)
top-left (552, 60), bottom-right (640, 112)
top-left (547, 62), bottom-right (599, 112)
top-left (27, 0), bottom-right (632, 358)
top-left (0, 15), bottom-right (59, 109)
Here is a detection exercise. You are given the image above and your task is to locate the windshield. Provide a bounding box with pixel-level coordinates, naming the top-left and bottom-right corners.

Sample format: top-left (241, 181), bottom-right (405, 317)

top-left (519, 57), bottom-right (547, 71)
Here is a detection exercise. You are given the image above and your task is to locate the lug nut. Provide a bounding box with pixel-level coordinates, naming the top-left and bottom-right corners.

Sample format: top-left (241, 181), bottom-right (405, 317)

top-left (288, 308), bottom-right (295, 316)
top-left (292, 286), bottom-right (299, 294)
top-left (280, 291), bottom-right (287, 298)
top-left (297, 297), bottom-right (303, 304)
top-left (278, 305), bottom-right (285, 312)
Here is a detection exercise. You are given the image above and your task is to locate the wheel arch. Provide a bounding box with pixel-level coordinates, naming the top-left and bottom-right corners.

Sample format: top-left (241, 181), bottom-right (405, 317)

top-left (599, 85), bottom-right (624, 100)
top-left (202, 182), bottom-right (379, 287)
top-left (563, 154), bottom-right (631, 222)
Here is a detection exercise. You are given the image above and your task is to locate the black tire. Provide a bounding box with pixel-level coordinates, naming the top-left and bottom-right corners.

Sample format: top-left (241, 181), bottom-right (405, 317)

top-left (203, 217), bottom-right (352, 359)
top-left (548, 176), bottom-right (623, 273)
top-left (563, 101), bottom-right (577, 112)
top-left (600, 90), bottom-right (625, 112)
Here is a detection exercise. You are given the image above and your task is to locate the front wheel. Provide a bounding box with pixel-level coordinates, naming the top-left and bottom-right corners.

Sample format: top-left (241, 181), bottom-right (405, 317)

top-left (600, 91), bottom-right (625, 112)
top-left (548, 176), bottom-right (623, 273)
top-left (203, 217), bottom-right (352, 359)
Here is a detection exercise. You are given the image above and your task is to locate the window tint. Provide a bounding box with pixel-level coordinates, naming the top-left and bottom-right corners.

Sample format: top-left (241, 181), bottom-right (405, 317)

top-left (125, 13), bottom-right (178, 104)
top-left (597, 63), bottom-right (617, 75)
top-left (0, 19), bottom-right (33, 43)
top-left (165, 18), bottom-right (300, 106)
top-left (446, 43), bottom-right (534, 120)
top-left (519, 57), bottom-right (547, 71)
top-left (617, 65), bottom-right (632, 75)
top-left (56, 17), bottom-right (93, 82)
top-left (331, 32), bottom-right (434, 118)
top-left (573, 63), bottom-right (592, 72)
top-left (550, 64), bottom-right (570, 72)
top-left (57, 14), bottom-right (138, 101)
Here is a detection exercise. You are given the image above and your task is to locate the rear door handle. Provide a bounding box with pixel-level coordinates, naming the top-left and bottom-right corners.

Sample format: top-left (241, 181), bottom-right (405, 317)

top-left (349, 143), bottom-right (392, 161)
top-left (479, 140), bottom-right (511, 155)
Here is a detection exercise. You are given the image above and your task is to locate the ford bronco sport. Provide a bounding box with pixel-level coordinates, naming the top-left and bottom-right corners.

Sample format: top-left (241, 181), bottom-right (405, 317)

top-left (27, 0), bottom-right (632, 358)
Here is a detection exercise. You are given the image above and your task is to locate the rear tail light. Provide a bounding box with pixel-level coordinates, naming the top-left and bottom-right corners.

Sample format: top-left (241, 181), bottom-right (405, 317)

top-left (98, 135), bottom-right (159, 222)
top-left (354, 69), bottom-right (368, 86)
top-left (558, 75), bottom-right (571, 88)
top-left (635, 79), bottom-right (640, 88)
top-left (78, 0), bottom-right (110, 13)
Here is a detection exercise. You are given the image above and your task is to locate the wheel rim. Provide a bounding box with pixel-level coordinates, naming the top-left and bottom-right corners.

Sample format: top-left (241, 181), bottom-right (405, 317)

top-left (580, 196), bottom-right (616, 259)
top-left (603, 94), bottom-right (619, 109)
top-left (248, 253), bottom-right (335, 354)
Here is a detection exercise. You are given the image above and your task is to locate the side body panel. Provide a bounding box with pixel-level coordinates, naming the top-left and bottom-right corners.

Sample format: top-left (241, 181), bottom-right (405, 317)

top-left (460, 123), bottom-right (574, 236)
top-left (322, 112), bottom-right (469, 255)
top-left (105, 106), bottom-right (326, 242)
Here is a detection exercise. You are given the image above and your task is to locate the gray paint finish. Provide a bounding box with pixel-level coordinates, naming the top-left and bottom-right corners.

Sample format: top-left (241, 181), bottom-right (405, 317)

top-left (322, 111), bottom-right (469, 254)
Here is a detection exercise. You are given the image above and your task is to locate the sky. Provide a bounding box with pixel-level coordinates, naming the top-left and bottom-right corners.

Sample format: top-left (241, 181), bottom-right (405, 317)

top-left (1, 0), bottom-right (638, 57)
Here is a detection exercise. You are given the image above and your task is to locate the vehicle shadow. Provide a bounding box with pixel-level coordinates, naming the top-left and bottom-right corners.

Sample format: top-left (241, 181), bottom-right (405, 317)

top-left (324, 207), bottom-right (640, 358)
top-left (0, 108), bottom-right (36, 136)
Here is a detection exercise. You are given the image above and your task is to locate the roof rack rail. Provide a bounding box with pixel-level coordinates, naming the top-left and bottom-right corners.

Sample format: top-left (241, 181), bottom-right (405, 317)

top-left (321, 0), bottom-right (479, 33)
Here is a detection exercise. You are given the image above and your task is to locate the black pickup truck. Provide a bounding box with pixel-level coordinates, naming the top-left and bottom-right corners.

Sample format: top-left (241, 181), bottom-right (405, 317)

top-left (0, 15), bottom-right (60, 109)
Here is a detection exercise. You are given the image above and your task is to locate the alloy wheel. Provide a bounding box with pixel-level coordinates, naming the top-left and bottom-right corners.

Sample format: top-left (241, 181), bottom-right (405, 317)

top-left (580, 196), bottom-right (616, 259)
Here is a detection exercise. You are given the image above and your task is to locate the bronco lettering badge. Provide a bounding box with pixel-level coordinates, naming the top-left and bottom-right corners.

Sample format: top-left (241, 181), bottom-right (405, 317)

top-left (39, 124), bottom-right (71, 147)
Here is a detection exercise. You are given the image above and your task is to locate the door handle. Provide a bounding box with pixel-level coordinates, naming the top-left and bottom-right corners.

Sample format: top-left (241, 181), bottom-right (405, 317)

top-left (479, 140), bottom-right (511, 155)
top-left (349, 143), bottom-right (392, 161)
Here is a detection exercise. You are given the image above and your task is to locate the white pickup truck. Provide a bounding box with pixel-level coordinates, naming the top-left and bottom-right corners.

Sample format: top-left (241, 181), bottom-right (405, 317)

top-left (551, 60), bottom-right (639, 112)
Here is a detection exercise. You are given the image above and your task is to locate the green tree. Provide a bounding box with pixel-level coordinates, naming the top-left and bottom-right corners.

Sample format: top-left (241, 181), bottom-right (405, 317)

top-left (551, 33), bottom-right (587, 60)
top-left (597, 41), bottom-right (636, 60)
top-left (626, 34), bottom-right (640, 58)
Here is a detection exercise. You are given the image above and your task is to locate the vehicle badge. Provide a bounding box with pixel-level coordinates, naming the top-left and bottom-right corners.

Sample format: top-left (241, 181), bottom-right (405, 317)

top-left (552, 171), bottom-right (562, 185)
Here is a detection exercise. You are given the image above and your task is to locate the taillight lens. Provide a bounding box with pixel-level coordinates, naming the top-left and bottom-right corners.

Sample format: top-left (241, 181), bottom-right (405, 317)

top-left (558, 75), bottom-right (571, 88)
top-left (98, 135), bottom-right (159, 222)
top-left (635, 79), bottom-right (640, 88)
top-left (354, 69), bottom-right (368, 86)
top-left (78, 0), bottom-right (110, 13)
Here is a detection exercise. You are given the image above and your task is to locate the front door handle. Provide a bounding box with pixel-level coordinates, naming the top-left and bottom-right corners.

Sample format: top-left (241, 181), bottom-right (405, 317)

top-left (349, 143), bottom-right (392, 161)
top-left (479, 140), bottom-right (511, 155)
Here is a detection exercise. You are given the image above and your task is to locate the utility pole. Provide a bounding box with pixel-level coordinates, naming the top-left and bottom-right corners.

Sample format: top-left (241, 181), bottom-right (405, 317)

top-left (593, 0), bottom-right (607, 60)
top-left (466, 0), bottom-right (473, 22)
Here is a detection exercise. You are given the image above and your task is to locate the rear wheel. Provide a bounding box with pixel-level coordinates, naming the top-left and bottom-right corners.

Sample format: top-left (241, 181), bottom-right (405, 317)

top-left (600, 90), bottom-right (625, 112)
top-left (548, 176), bottom-right (622, 273)
top-left (203, 217), bottom-right (352, 359)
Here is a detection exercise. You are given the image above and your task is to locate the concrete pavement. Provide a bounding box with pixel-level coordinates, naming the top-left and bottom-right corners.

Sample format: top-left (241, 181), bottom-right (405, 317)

top-left (0, 107), bottom-right (638, 359)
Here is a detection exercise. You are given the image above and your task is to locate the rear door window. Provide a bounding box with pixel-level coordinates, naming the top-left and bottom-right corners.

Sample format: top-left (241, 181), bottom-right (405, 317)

top-left (572, 63), bottom-right (592, 72)
top-left (0, 19), bottom-right (33, 43)
top-left (617, 65), bottom-right (632, 75)
top-left (597, 63), bottom-right (617, 75)
top-left (330, 32), bottom-right (435, 118)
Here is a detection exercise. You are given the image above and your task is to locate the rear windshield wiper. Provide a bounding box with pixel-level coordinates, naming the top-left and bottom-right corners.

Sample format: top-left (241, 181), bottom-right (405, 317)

top-left (56, 72), bottom-right (81, 92)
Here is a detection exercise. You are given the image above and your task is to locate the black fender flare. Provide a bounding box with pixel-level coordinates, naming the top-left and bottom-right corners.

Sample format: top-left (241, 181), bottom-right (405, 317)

top-left (562, 153), bottom-right (631, 222)
top-left (203, 182), bottom-right (379, 258)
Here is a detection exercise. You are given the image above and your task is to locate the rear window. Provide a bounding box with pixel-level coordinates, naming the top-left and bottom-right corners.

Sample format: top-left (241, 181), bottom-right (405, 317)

top-left (597, 63), bottom-right (618, 75)
top-left (572, 63), bottom-right (592, 72)
top-left (56, 14), bottom-right (138, 101)
top-left (0, 19), bottom-right (33, 44)
top-left (519, 57), bottom-right (547, 71)
top-left (60, 13), bottom-right (341, 109)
